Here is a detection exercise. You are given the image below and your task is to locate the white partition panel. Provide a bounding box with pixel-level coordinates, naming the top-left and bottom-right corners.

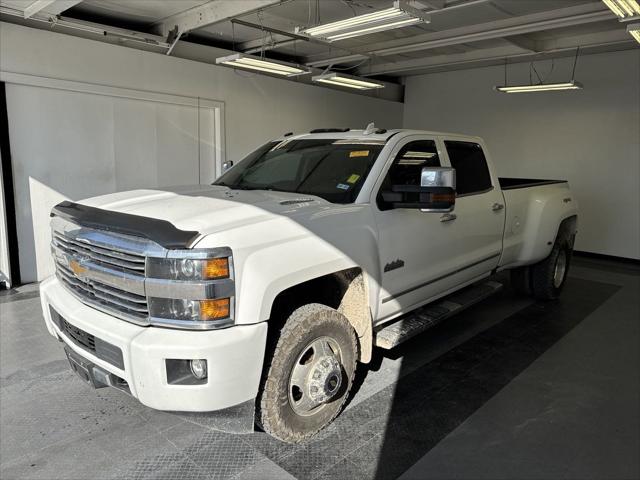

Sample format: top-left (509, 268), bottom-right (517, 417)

top-left (3, 74), bottom-right (224, 282)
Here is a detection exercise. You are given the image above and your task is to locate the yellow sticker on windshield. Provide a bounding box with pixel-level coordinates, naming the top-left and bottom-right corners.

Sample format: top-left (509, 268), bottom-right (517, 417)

top-left (346, 174), bottom-right (361, 184)
top-left (349, 150), bottom-right (370, 158)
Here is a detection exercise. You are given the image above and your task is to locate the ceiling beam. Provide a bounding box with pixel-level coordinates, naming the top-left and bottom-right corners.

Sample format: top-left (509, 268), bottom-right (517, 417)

top-left (358, 29), bottom-right (634, 76)
top-left (22, 0), bottom-right (83, 19)
top-left (422, 0), bottom-right (446, 8)
top-left (304, 2), bottom-right (614, 67)
top-left (502, 36), bottom-right (540, 52)
top-left (239, 33), bottom-right (295, 54)
top-left (152, 0), bottom-right (282, 37)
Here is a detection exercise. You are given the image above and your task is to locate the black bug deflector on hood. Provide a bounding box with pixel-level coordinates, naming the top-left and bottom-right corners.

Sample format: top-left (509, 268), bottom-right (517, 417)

top-left (51, 201), bottom-right (200, 249)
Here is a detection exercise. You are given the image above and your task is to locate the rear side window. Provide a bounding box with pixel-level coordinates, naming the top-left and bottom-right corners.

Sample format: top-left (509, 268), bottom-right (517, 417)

top-left (444, 141), bottom-right (492, 196)
top-left (377, 140), bottom-right (441, 210)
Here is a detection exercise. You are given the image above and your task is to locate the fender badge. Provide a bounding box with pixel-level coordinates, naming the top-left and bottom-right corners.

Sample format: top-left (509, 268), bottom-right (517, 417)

top-left (384, 259), bottom-right (405, 273)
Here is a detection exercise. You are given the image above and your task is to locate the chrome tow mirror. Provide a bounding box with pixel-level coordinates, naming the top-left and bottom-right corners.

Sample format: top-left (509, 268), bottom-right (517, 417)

top-left (381, 167), bottom-right (456, 212)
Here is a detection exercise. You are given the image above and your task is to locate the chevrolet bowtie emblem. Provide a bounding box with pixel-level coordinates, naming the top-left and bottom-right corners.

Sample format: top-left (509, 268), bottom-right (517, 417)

top-left (69, 259), bottom-right (88, 277)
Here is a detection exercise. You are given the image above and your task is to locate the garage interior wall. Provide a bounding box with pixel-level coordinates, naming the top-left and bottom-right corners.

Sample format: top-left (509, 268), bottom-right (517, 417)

top-left (403, 49), bottom-right (640, 260)
top-left (0, 22), bottom-right (403, 284)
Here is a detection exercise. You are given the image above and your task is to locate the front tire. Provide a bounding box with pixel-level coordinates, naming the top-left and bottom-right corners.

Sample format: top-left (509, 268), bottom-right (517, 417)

top-left (256, 303), bottom-right (358, 443)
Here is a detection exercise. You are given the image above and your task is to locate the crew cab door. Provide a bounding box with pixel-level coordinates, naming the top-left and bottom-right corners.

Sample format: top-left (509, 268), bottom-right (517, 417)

top-left (373, 136), bottom-right (457, 321)
top-left (440, 138), bottom-right (505, 278)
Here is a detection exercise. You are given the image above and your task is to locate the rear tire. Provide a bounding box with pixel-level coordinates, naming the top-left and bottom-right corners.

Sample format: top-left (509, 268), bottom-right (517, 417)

top-left (256, 303), bottom-right (358, 443)
top-left (531, 241), bottom-right (572, 300)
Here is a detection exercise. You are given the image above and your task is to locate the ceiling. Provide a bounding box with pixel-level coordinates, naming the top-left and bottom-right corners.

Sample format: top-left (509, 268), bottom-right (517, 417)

top-left (1, 0), bottom-right (637, 85)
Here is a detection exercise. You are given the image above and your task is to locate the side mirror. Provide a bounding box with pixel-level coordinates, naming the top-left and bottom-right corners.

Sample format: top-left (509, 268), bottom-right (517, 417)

top-left (381, 167), bottom-right (456, 212)
top-left (222, 160), bottom-right (234, 173)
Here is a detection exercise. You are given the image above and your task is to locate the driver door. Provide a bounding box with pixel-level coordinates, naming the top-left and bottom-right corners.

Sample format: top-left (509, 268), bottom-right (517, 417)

top-left (374, 136), bottom-right (460, 321)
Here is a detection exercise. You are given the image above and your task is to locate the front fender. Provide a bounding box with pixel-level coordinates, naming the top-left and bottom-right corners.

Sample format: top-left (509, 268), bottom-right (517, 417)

top-left (236, 232), bottom-right (380, 324)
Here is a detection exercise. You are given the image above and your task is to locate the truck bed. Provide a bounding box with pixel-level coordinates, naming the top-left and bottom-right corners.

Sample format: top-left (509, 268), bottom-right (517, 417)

top-left (499, 178), bottom-right (567, 190)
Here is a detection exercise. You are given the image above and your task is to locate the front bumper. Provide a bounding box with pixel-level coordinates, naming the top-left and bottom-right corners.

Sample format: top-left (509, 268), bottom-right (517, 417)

top-left (40, 276), bottom-right (268, 412)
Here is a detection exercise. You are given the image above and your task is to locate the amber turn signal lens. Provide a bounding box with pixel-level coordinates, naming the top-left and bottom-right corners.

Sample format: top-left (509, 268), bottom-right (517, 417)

top-left (199, 298), bottom-right (230, 320)
top-left (202, 258), bottom-right (230, 279)
top-left (431, 193), bottom-right (455, 203)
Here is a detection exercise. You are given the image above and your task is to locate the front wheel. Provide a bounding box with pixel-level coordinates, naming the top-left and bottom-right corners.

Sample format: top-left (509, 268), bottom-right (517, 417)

top-left (256, 303), bottom-right (358, 443)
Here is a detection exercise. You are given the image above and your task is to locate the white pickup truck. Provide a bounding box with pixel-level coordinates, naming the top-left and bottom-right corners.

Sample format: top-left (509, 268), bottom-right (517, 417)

top-left (40, 127), bottom-right (578, 442)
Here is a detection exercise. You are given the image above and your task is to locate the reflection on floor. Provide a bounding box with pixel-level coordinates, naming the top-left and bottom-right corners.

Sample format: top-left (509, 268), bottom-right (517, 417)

top-left (1, 257), bottom-right (638, 480)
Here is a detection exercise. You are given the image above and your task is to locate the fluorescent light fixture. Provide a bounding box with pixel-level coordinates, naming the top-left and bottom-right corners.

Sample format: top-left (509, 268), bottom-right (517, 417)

top-left (215, 53), bottom-right (309, 77)
top-left (312, 72), bottom-right (385, 90)
top-left (601, 0), bottom-right (640, 18)
top-left (628, 23), bottom-right (640, 43)
top-left (299, 0), bottom-right (429, 42)
top-left (495, 81), bottom-right (583, 93)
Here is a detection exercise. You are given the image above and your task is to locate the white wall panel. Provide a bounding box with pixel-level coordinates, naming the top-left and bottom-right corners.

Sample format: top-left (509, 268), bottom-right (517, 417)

top-left (4, 82), bottom-right (220, 282)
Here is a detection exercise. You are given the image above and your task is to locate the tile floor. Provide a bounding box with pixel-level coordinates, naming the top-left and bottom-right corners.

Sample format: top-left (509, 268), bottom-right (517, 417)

top-left (1, 256), bottom-right (638, 480)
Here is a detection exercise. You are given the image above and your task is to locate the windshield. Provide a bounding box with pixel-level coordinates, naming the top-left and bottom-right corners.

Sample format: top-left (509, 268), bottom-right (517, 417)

top-left (213, 139), bottom-right (385, 204)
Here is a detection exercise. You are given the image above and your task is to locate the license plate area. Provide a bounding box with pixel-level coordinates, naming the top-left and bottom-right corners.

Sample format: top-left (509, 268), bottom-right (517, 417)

top-left (64, 347), bottom-right (108, 389)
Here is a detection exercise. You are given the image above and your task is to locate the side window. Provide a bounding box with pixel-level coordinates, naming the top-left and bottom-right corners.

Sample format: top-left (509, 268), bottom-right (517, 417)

top-left (377, 140), bottom-right (441, 210)
top-left (444, 141), bottom-right (492, 196)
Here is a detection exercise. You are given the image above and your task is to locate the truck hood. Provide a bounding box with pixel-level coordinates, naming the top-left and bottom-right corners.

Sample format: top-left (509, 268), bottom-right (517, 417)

top-left (81, 185), bottom-right (335, 238)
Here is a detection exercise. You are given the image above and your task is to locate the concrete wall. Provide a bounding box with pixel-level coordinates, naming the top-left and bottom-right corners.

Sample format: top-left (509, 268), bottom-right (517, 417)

top-left (0, 22), bottom-right (403, 284)
top-left (403, 49), bottom-right (640, 260)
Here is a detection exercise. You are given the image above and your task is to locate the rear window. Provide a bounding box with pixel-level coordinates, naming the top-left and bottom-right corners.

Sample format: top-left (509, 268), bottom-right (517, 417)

top-left (444, 141), bottom-right (492, 196)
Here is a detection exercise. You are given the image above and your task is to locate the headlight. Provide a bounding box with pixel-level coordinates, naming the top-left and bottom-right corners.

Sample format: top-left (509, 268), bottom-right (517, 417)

top-left (146, 257), bottom-right (229, 280)
top-left (148, 297), bottom-right (231, 322)
top-left (145, 248), bottom-right (234, 329)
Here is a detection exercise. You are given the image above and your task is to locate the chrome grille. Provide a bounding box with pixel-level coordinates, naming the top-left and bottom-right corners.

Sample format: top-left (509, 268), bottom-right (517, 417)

top-left (51, 217), bottom-right (156, 325)
top-left (55, 262), bottom-right (149, 321)
top-left (52, 231), bottom-right (145, 275)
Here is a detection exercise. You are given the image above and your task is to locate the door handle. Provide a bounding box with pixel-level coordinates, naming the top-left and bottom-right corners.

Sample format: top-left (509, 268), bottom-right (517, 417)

top-left (440, 213), bottom-right (457, 223)
top-left (492, 203), bottom-right (504, 211)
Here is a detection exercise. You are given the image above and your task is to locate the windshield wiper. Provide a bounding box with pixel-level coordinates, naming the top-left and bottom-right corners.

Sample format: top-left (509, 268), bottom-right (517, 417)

top-left (227, 183), bottom-right (281, 191)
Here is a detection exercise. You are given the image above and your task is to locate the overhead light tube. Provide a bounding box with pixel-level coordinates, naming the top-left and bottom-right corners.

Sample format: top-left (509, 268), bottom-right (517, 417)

top-left (312, 73), bottom-right (385, 90)
top-left (299, 0), bottom-right (429, 42)
top-left (601, 0), bottom-right (640, 18)
top-left (494, 81), bottom-right (584, 93)
top-left (628, 23), bottom-right (640, 43)
top-left (215, 53), bottom-right (310, 77)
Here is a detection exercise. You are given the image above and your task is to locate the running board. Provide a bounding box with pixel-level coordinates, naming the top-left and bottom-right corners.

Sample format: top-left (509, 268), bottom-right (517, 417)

top-left (374, 280), bottom-right (503, 350)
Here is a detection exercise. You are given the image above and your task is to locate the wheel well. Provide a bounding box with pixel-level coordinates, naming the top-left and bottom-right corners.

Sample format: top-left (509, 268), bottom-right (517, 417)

top-left (268, 267), bottom-right (372, 363)
top-left (557, 215), bottom-right (578, 248)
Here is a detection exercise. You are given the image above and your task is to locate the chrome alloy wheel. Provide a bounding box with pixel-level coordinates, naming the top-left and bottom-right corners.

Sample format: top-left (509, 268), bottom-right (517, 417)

top-left (553, 249), bottom-right (567, 288)
top-left (288, 336), bottom-right (344, 416)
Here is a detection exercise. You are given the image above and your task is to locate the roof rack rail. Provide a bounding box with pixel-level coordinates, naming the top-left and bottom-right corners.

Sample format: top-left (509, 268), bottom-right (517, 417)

top-left (283, 132), bottom-right (293, 137)
top-left (309, 128), bottom-right (350, 133)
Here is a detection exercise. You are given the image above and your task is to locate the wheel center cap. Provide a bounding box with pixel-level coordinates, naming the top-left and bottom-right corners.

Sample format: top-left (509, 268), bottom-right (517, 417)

top-left (307, 355), bottom-right (342, 403)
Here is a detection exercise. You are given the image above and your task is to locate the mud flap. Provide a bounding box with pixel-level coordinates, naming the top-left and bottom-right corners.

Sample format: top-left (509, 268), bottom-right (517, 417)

top-left (170, 398), bottom-right (256, 434)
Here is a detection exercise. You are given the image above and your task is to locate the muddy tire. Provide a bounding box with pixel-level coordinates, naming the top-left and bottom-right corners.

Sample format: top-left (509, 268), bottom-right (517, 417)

top-left (531, 241), bottom-right (572, 300)
top-left (256, 303), bottom-right (358, 443)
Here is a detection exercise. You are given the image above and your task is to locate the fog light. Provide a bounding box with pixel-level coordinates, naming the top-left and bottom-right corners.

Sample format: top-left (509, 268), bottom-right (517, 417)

top-left (190, 359), bottom-right (207, 379)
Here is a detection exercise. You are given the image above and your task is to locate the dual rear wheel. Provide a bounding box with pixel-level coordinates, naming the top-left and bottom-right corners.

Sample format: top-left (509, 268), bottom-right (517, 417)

top-left (511, 239), bottom-right (572, 300)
